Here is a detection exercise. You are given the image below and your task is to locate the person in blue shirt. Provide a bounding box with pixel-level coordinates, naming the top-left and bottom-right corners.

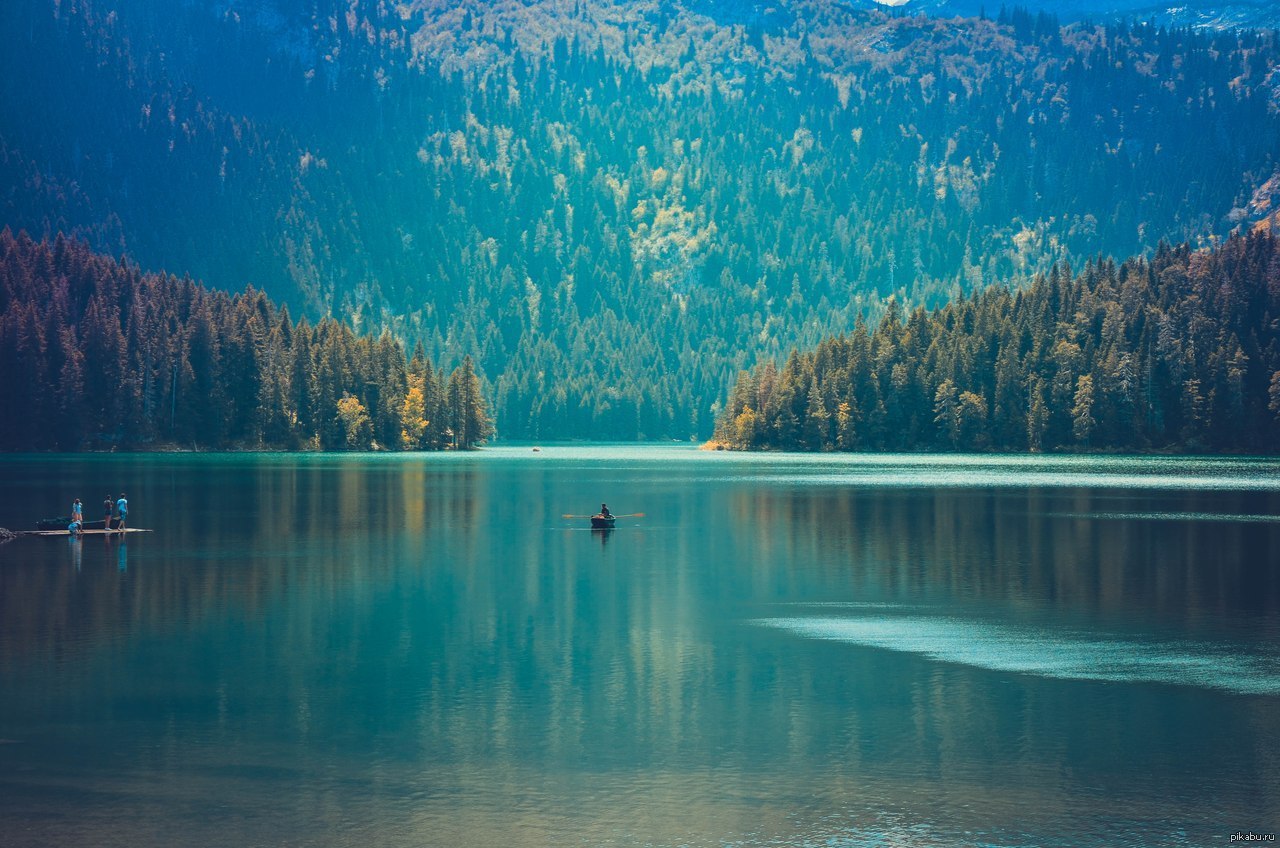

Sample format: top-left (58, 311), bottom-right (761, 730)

top-left (115, 494), bottom-right (128, 533)
top-left (71, 498), bottom-right (83, 525)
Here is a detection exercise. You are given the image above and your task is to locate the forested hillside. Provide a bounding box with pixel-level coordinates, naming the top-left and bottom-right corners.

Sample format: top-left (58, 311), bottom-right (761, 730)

top-left (868, 0), bottom-right (1280, 32)
top-left (0, 231), bottom-right (492, 451)
top-left (713, 232), bottom-right (1280, 453)
top-left (4, 0), bottom-right (1280, 438)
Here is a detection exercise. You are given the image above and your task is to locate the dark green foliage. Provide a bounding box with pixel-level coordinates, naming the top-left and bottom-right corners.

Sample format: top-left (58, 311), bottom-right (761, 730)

top-left (0, 232), bottom-right (492, 451)
top-left (713, 233), bottom-right (1280, 453)
top-left (3, 1), bottom-right (1280, 439)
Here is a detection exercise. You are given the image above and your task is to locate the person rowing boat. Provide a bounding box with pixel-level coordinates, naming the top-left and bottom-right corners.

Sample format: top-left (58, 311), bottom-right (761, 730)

top-left (563, 506), bottom-right (642, 528)
top-left (591, 504), bottom-right (616, 528)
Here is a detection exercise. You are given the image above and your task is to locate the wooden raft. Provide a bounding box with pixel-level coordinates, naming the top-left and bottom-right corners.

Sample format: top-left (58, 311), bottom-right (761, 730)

top-left (22, 528), bottom-right (152, 537)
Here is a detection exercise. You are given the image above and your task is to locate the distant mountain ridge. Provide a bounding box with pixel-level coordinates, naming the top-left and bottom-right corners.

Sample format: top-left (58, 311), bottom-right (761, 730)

top-left (3, 0), bottom-right (1280, 439)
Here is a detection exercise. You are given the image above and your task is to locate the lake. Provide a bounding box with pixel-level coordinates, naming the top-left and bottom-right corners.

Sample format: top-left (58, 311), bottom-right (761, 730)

top-left (1, 447), bottom-right (1277, 847)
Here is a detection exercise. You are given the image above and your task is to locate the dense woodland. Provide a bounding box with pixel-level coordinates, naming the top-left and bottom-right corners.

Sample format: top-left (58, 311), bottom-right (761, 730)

top-left (0, 231), bottom-right (492, 451)
top-left (713, 232), bottom-right (1280, 453)
top-left (4, 0), bottom-right (1280, 439)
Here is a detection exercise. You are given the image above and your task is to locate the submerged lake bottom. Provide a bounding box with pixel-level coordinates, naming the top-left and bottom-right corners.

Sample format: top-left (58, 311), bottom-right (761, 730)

top-left (0, 447), bottom-right (1277, 847)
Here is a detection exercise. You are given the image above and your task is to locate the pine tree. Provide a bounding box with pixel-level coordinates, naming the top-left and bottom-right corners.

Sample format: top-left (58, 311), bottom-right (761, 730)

top-left (1072, 374), bottom-right (1096, 447)
top-left (956, 391), bottom-right (988, 450)
top-left (1270, 370), bottom-right (1280, 427)
top-left (835, 399), bottom-right (858, 450)
top-left (803, 384), bottom-right (830, 450)
top-left (446, 356), bottom-right (494, 449)
top-left (1026, 377), bottom-right (1049, 452)
top-left (933, 379), bottom-right (959, 449)
top-left (733, 406), bottom-right (759, 448)
top-left (1182, 377), bottom-right (1207, 448)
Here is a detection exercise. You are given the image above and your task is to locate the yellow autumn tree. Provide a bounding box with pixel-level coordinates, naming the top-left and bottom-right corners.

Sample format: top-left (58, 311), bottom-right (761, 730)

top-left (335, 395), bottom-right (372, 450)
top-left (400, 376), bottom-right (428, 449)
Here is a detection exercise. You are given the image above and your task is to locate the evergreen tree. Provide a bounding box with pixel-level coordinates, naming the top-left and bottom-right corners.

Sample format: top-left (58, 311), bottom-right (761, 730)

top-left (1027, 378), bottom-right (1049, 453)
top-left (956, 391), bottom-right (989, 451)
top-left (1072, 375), bottom-right (1096, 447)
top-left (933, 380), bottom-right (959, 449)
top-left (445, 356), bottom-right (494, 449)
top-left (1270, 371), bottom-right (1280, 427)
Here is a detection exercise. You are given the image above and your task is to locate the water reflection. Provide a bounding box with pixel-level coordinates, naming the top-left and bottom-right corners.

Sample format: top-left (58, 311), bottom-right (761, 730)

top-left (727, 485), bottom-right (1280, 622)
top-left (0, 451), bottom-right (1276, 847)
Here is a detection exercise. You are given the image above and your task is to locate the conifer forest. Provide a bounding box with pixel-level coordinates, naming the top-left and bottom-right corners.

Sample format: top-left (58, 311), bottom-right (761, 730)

top-left (0, 231), bottom-right (493, 451)
top-left (712, 233), bottom-right (1280, 452)
top-left (3, 0), bottom-right (1280, 449)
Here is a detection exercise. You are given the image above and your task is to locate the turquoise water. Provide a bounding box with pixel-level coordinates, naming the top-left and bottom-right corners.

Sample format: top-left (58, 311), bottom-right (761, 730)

top-left (0, 447), bottom-right (1277, 847)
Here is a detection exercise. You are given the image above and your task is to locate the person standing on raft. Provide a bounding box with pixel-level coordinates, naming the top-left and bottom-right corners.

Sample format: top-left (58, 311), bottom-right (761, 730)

top-left (115, 493), bottom-right (128, 533)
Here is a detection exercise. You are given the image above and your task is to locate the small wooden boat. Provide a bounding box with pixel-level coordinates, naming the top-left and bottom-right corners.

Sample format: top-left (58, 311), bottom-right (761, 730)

top-left (590, 514), bottom-right (616, 529)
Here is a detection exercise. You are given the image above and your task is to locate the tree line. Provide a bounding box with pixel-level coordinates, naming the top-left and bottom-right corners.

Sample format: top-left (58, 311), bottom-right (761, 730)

top-left (0, 231), bottom-right (492, 451)
top-left (712, 232), bottom-right (1280, 453)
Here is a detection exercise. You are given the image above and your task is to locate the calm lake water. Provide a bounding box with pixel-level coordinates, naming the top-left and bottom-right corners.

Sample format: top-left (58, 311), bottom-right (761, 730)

top-left (1, 447), bottom-right (1278, 847)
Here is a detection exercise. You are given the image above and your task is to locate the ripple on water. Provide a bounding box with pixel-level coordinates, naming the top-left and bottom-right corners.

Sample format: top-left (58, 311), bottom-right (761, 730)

top-left (757, 615), bottom-right (1280, 695)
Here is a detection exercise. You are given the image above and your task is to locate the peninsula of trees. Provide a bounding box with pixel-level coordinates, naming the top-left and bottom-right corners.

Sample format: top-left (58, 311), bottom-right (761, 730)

top-left (712, 233), bottom-right (1280, 453)
top-left (0, 232), bottom-right (492, 452)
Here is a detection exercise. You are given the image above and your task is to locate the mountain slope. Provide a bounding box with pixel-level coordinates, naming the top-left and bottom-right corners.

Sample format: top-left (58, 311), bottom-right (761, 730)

top-left (3, 0), bottom-right (1280, 438)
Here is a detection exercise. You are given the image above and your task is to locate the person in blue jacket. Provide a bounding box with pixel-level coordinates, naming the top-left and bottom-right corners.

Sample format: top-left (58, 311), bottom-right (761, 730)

top-left (115, 493), bottom-right (128, 533)
top-left (68, 497), bottom-right (83, 535)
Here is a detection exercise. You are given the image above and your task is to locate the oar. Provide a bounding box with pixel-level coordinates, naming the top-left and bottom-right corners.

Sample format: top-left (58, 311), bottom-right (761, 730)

top-left (561, 512), bottom-right (646, 519)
